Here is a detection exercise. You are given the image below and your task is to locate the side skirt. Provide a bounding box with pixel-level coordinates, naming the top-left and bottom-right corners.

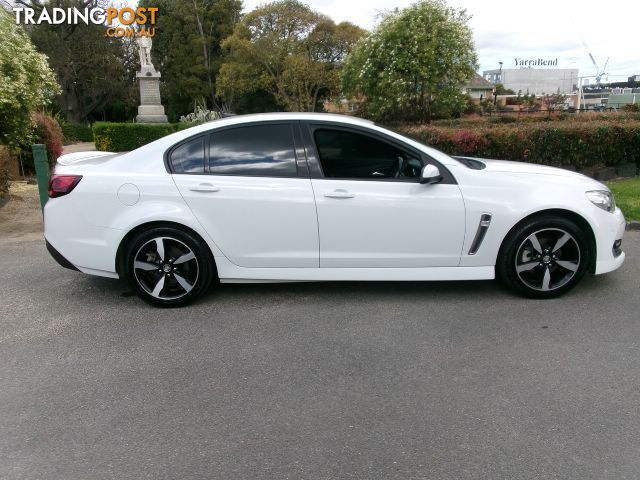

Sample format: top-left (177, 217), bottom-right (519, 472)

top-left (215, 257), bottom-right (495, 283)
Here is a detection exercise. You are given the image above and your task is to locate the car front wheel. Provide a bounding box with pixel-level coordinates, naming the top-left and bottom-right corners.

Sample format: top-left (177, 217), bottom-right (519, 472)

top-left (497, 216), bottom-right (590, 298)
top-left (124, 227), bottom-right (215, 307)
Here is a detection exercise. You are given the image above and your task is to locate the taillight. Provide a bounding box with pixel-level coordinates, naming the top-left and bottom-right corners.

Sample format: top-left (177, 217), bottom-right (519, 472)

top-left (48, 175), bottom-right (83, 198)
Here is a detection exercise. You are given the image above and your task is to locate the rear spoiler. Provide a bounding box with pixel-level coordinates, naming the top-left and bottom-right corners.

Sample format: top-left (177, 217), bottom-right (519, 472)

top-left (57, 151), bottom-right (118, 166)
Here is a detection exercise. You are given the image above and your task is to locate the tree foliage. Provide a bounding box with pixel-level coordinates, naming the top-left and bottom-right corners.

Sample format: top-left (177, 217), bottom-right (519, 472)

top-left (18, 0), bottom-right (137, 123)
top-left (217, 0), bottom-right (365, 112)
top-left (494, 83), bottom-right (515, 95)
top-left (138, 0), bottom-right (242, 120)
top-left (542, 93), bottom-right (567, 112)
top-left (342, 0), bottom-right (478, 122)
top-left (0, 8), bottom-right (59, 150)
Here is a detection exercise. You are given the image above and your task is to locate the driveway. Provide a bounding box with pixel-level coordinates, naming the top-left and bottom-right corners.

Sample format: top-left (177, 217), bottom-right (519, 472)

top-left (1, 206), bottom-right (639, 479)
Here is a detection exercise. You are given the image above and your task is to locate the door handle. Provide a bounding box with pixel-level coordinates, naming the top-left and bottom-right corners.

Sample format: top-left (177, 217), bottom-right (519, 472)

top-left (190, 183), bottom-right (220, 193)
top-left (324, 189), bottom-right (355, 199)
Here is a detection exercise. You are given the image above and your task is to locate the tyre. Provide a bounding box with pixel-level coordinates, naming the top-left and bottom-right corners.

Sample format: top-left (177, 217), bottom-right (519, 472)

top-left (497, 216), bottom-right (590, 298)
top-left (124, 226), bottom-right (215, 307)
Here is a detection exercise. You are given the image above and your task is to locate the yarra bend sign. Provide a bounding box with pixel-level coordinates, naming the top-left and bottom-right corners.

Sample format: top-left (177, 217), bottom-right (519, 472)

top-left (513, 58), bottom-right (559, 67)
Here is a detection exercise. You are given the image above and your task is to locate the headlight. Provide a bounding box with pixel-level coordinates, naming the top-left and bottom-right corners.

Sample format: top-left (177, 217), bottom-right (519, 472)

top-left (586, 190), bottom-right (616, 213)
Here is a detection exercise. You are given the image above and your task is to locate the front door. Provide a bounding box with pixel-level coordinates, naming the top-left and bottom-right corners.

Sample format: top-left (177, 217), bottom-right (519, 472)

top-left (306, 125), bottom-right (466, 268)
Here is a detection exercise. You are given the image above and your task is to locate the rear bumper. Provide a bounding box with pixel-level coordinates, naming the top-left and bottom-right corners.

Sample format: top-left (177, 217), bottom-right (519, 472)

top-left (45, 239), bottom-right (80, 271)
top-left (44, 197), bottom-right (123, 278)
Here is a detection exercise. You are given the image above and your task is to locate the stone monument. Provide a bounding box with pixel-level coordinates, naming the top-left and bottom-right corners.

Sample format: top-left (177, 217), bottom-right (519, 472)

top-left (135, 36), bottom-right (168, 123)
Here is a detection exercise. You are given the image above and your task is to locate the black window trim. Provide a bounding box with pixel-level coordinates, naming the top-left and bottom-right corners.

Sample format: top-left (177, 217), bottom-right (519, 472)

top-left (164, 121), bottom-right (308, 179)
top-left (300, 121), bottom-right (457, 185)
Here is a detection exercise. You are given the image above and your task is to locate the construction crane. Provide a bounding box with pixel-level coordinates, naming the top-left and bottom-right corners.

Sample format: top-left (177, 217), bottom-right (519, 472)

top-left (577, 31), bottom-right (609, 87)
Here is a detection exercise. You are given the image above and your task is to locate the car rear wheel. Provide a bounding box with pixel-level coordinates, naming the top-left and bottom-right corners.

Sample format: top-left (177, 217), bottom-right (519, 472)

top-left (497, 216), bottom-right (590, 298)
top-left (124, 227), bottom-right (214, 307)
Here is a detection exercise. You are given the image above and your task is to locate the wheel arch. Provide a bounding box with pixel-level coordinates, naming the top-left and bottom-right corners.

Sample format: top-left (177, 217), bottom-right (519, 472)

top-left (498, 209), bottom-right (597, 274)
top-left (115, 221), bottom-right (218, 279)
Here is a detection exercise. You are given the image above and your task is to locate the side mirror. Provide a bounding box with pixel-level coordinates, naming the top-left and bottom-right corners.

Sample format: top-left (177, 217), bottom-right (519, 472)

top-left (419, 164), bottom-right (443, 185)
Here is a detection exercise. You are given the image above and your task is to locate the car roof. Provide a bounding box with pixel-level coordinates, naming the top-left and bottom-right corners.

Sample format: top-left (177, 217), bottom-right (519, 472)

top-left (184, 112), bottom-right (374, 133)
top-left (218, 112), bottom-right (374, 124)
top-left (117, 112), bottom-right (459, 172)
top-left (128, 113), bottom-right (374, 157)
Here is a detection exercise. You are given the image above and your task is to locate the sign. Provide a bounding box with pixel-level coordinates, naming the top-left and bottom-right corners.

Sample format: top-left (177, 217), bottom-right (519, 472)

top-left (514, 58), bottom-right (559, 67)
top-left (12, 7), bottom-right (158, 38)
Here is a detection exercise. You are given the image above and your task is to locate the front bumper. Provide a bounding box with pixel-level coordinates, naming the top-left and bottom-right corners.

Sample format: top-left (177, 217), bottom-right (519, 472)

top-left (594, 207), bottom-right (626, 275)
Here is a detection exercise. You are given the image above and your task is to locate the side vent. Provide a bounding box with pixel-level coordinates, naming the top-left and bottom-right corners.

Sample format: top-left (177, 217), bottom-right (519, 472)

top-left (468, 214), bottom-right (492, 255)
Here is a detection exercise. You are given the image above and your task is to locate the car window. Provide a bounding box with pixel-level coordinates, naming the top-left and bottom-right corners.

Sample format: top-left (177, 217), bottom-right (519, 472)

top-left (169, 136), bottom-right (205, 173)
top-left (313, 128), bottom-right (422, 180)
top-left (209, 124), bottom-right (297, 177)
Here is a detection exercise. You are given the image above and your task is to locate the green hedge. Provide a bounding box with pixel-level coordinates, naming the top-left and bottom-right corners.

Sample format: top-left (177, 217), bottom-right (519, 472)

top-left (398, 121), bottom-right (640, 169)
top-left (92, 122), bottom-right (187, 152)
top-left (61, 122), bottom-right (94, 143)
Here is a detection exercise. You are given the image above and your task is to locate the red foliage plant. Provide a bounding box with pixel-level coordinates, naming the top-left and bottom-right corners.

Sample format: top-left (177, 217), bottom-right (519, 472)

top-left (398, 119), bottom-right (640, 170)
top-left (450, 129), bottom-right (489, 155)
top-left (33, 112), bottom-right (64, 167)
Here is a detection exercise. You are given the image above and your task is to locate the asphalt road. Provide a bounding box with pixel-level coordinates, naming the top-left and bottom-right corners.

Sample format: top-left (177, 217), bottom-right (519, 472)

top-left (1, 232), bottom-right (640, 480)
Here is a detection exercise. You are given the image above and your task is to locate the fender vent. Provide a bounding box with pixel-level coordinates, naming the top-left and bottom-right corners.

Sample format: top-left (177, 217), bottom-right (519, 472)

top-left (469, 214), bottom-right (492, 255)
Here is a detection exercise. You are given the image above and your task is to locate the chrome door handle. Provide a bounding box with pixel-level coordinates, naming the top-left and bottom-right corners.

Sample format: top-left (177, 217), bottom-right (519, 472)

top-left (324, 189), bottom-right (355, 199)
top-left (190, 183), bottom-right (220, 193)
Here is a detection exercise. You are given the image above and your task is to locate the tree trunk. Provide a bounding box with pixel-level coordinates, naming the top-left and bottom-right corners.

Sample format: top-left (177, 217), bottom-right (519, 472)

top-left (311, 87), bottom-right (320, 112)
top-left (62, 88), bottom-right (82, 123)
top-left (193, 0), bottom-right (215, 107)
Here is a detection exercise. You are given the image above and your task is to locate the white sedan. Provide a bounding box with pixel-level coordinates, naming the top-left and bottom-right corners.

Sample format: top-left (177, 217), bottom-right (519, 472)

top-left (44, 113), bottom-right (626, 306)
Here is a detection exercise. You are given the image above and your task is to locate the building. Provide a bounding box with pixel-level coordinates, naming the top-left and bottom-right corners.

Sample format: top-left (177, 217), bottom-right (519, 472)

top-left (607, 90), bottom-right (640, 108)
top-left (463, 74), bottom-right (494, 101)
top-left (323, 98), bottom-right (362, 114)
top-left (483, 68), bottom-right (579, 95)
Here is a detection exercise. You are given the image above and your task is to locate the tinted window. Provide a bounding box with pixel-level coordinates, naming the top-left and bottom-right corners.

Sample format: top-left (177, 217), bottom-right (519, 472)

top-left (170, 137), bottom-right (205, 173)
top-left (314, 129), bottom-right (421, 180)
top-left (209, 124), bottom-right (297, 177)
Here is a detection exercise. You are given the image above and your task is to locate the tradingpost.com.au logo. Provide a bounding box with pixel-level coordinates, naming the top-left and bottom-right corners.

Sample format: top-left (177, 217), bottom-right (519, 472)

top-left (12, 6), bottom-right (158, 37)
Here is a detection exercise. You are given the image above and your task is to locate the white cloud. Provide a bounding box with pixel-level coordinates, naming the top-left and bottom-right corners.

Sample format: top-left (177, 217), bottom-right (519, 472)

top-left (243, 0), bottom-right (640, 81)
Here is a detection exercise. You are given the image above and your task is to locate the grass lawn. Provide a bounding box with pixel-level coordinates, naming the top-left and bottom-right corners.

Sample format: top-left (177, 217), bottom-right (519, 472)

top-left (608, 177), bottom-right (640, 221)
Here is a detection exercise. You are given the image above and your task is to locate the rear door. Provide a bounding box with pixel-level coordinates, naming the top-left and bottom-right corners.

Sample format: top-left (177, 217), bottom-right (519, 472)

top-left (171, 122), bottom-right (319, 268)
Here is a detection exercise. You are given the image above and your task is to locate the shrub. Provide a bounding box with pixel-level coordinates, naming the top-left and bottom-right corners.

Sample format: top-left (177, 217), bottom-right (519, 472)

top-left (0, 9), bottom-right (60, 151)
top-left (398, 120), bottom-right (640, 169)
top-left (33, 112), bottom-right (63, 167)
top-left (61, 122), bottom-right (93, 143)
top-left (622, 103), bottom-right (640, 113)
top-left (92, 122), bottom-right (186, 152)
top-left (0, 168), bottom-right (9, 199)
top-left (179, 99), bottom-right (223, 125)
top-left (487, 115), bottom-right (518, 124)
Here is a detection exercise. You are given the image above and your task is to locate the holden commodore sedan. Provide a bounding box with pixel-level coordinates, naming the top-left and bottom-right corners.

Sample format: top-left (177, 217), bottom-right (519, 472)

top-left (44, 113), bottom-right (626, 307)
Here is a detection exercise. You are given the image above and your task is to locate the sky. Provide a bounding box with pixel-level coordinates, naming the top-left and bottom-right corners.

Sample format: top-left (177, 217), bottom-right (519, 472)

top-left (243, 0), bottom-right (640, 82)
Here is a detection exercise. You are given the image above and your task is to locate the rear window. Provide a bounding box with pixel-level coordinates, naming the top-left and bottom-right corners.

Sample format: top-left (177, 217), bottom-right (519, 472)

top-left (169, 136), bottom-right (205, 173)
top-left (209, 124), bottom-right (297, 177)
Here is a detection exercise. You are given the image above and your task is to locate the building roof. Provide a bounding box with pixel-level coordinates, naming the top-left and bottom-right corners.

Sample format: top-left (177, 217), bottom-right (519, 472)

top-left (465, 74), bottom-right (493, 90)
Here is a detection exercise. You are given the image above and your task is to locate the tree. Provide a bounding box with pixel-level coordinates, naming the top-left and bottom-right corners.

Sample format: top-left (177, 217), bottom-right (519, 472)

top-left (0, 8), bottom-right (59, 150)
top-left (520, 93), bottom-right (541, 111)
top-left (542, 93), bottom-right (567, 113)
top-left (494, 83), bottom-right (515, 95)
top-left (216, 0), bottom-right (365, 112)
top-left (138, 0), bottom-right (242, 120)
top-left (16, 0), bottom-right (137, 123)
top-left (341, 0), bottom-right (478, 123)
top-left (480, 98), bottom-right (495, 116)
